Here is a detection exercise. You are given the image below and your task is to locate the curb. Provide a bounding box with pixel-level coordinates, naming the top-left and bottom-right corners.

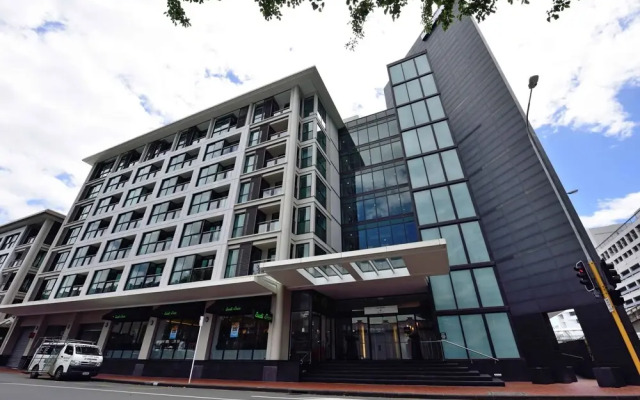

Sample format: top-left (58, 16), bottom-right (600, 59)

top-left (92, 377), bottom-right (640, 399)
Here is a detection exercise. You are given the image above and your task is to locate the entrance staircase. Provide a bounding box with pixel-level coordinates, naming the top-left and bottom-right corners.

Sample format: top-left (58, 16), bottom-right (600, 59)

top-left (301, 360), bottom-right (505, 386)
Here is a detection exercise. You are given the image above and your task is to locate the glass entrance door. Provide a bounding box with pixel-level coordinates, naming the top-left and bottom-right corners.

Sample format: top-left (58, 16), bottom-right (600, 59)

top-left (369, 316), bottom-right (401, 360)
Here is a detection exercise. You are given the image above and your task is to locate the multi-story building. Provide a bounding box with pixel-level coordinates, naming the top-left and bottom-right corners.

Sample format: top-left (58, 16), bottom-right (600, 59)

top-left (593, 209), bottom-right (640, 330)
top-left (0, 211), bottom-right (64, 352)
top-left (1, 14), bottom-right (639, 384)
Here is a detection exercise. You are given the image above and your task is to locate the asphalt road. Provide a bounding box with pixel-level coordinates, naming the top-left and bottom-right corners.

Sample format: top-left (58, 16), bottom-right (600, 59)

top-left (0, 372), bottom-right (413, 400)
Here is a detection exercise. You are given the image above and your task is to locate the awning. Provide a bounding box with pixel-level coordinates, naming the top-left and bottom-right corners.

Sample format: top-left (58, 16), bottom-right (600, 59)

top-left (151, 301), bottom-right (207, 320)
top-left (206, 295), bottom-right (271, 315)
top-left (102, 306), bottom-right (153, 322)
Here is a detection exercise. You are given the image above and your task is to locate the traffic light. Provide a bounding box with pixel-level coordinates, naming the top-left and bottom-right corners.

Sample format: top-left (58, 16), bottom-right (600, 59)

top-left (609, 289), bottom-right (625, 306)
top-left (574, 261), bottom-right (594, 291)
top-left (600, 259), bottom-right (621, 288)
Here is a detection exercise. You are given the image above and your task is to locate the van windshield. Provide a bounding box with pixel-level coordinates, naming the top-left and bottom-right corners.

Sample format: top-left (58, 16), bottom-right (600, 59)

top-left (75, 346), bottom-right (101, 356)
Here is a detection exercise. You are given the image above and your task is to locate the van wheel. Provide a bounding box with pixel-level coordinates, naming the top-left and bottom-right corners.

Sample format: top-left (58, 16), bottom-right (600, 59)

top-left (53, 367), bottom-right (64, 381)
top-left (29, 366), bottom-right (39, 379)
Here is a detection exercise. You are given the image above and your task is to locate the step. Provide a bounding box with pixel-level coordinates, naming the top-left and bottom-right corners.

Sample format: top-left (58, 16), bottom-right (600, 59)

top-left (302, 376), bottom-right (505, 387)
top-left (307, 370), bottom-right (484, 377)
top-left (306, 373), bottom-right (493, 381)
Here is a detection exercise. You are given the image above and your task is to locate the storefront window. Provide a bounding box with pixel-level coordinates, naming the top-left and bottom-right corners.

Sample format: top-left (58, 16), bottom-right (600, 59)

top-left (150, 318), bottom-right (199, 360)
top-left (105, 321), bottom-right (147, 359)
top-left (211, 315), bottom-right (269, 360)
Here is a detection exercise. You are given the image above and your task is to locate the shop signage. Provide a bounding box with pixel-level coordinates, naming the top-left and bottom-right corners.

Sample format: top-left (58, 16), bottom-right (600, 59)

top-left (230, 322), bottom-right (240, 338)
top-left (224, 306), bottom-right (242, 313)
top-left (169, 325), bottom-right (178, 340)
top-left (112, 314), bottom-right (127, 320)
top-left (254, 311), bottom-right (273, 322)
top-left (364, 305), bottom-right (398, 315)
top-left (163, 310), bottom-right (178, 317)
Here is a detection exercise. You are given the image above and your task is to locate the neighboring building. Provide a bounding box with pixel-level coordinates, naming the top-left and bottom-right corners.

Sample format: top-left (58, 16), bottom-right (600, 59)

top-left (549, 310), bottom-right (584, 343)
top-left (593, 209), bottom-right (640, 330)
top-left (0, 14), bottom-right (639, 384)
top-left (0, 210), bottom-right (64, 351)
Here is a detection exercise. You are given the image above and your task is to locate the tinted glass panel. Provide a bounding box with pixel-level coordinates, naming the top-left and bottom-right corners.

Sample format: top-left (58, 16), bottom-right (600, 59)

top-left (401, 59), bottom-right (418, 80)
top-left (451, 270), bottom-right (479, 309)
top-left (450, 183), bottom-right (475, 218)
top-left (427, 96), bottom-right (445, 120)
top-left (417, 125), bottom-right (437, 153)
top-left (406, 79), bottom-right (422, 101)
top-left (431, 275), bottom-right (456, 310)
top-left (394, 84), bottom-right (409, 105)
top-left (407, 159), bottom-right (428, 188)
top-left (441, 150), bottom-right (464, 181)
top-left (437, 316), bottom-right (467, 359)
top-left (473, 268), bottom-right (503, 307)
top-left (389, 64), bottom-right (404, 84)
top-left (460, 315), bottom-right (492, 359)
top-left (431, 186), bottom-right (455, 222)
top-left (485, 313), bottom-right (520, 358)
top-left (411, 101), bottom-right (430, 126)
top-left (414, 54), bottom-right (431, 75)
top-left (440, 225), bottom-right (467, 265)
top-left (397, 105), bottom-right (414, 130)
top-left (414, 190), bottom-right (436, 225)
top-left (461, 222), bottom-right (490, 263)
top-left (424, 154), bottom-right (445, 185)
top-left (433, 121), bottom-right (454, 148)
top-left (420, 74), bottom-right (437, 96)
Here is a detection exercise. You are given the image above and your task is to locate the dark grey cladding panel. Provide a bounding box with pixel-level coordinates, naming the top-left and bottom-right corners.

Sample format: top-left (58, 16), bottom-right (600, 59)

top-left (401, 18), bottom-right (598, 315)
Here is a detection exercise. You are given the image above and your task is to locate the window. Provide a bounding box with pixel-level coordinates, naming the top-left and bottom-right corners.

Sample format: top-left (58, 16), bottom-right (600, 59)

top-left (402, 121), bottom-right (453, 157)
top-left (316, 178), bottom-right (327, 208)
top-left (231, 214), bottom-right (246, 238)
top-left (248, 129), bottom-right (261, 147)
top-left (198, 164), bottom-right (233, 186)
top-left (212, 113), bottom-right (238, 135)
top-left (55, 274), bottom-right (86, 298)
top-left (167, 152), bottom-right (197, 172)
top-left (237, 182), bottom-right (251, 203)
top-left (299, 147), bottom-right (312, 168)
top-left (36, 277), bottom-right (57, 300)
top-left (176, 122), bottom-right (209, 149)
top-left (105, 173), bottom-right (130, 193)
top-left (296, 207), bottom-right (311, 234)
top-left (315, 211), bottom-right (327, 242)
top-left (113, 210), bottom-right (144, 233)
top-left (389, 54), bottom-right (430, 85)
top-left (116, 148), bottom-right (143, 171)
top-left (150, 318), bottom-right (199, 360)
top-left (91, 158), bottom-right (115, 180)
top-left (421, 221), bottom-right (490, 266)
top-left (95, 195), bottom-right (121, 214)
top-left (224, 249), bottom-right (240, 278)
top-left (82, 219), bottom-right (110, 240)
top-left (62, 227), bottom-right (81, 246)
top-left (144, 136), bottom-right (174, 161)
top-left (149, 200), bottom-right (183, 224)
top-left (101, 238), bottom-right (134, 262)
top-left (204, 139), bottom-right (239, 160)
top-left (138, 230), bottom-right (174, 255)
top-left (340, 162), bottom-right (408, 197)
top-left (0, 254), bottom-right (6, 268)
top-left (189, 190), bottom-right (227, 214)
top-left (299, 121), bottom-right (313, 142)
top-left (134, 164), bottom-right (161, 183)
top-left (88, 269), bottom-right (122, 294)
top-left (243, 155), bottom-right (256, 174)
top-left (125, 262), bottom-right (164, 290)
top-left (414, 183), bottom-right (475, 225)
top-left (48, 251), bottom-right (70, 272)
top-left (397, 96), bottom-right (446, 130)
top-left (69, 245), bottom-right (99, 267)
top-left (407, 149), bottom-right (463, 189)
top-left (317, 100), bottom-right (326, 126)
top-left (83, 183), bottom-right (103, 200)
top-left (393, 74), bottom-right (438, 106)
top-left (295, 243), bottom-right (310, 258)
top-left (170, 254), bottom-right (215, 284)
top-left (317, 127), bottom-right (327, 151)
top-left (180, 220), bottom-right (222, 247)
top-left (124, 186), bottom-right (153, 206)
top-left (316, 150), bottom-right (327, 178)
top-left (105, 321), bottom-right (147, 359)
top-left (342, 217), bottom-right (417, 251)
top-left (1, 233), bottom-right (20, 250)
top-left (341, 188), bottom-right (413, 224)
top-left (301, 96), bottom-right (314, 118)
top-left (298, 174), bottom-right (311, 199)
top-left (158, 175), bottom-right (191, 197)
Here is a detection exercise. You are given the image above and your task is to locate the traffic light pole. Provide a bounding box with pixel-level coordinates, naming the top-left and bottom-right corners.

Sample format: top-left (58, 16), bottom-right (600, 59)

top-left (587, 260), bottom-right (640, 374)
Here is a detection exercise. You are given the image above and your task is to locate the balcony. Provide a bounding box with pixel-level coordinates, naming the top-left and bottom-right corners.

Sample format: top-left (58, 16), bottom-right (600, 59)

top-left (113, 218), bottom-right (142, 233)
top-left (264, 155), bottom-right (286, 168)
top-left (139, 239), bottom-right (172, 254)
top-left (125, 273), bottom-right (162, 290)
top-left (250, 258), bottom-right (274, 275)
top-left (261, 186), bottom-right (283, 199)
top-left (87, 279), bottom-right (119, 295)
top-left (257, 220), bottom-right (280, 234)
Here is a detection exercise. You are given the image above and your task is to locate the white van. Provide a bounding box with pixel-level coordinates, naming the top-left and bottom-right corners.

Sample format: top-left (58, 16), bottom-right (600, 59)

top-left (27, 339), bottom-right (103, 380)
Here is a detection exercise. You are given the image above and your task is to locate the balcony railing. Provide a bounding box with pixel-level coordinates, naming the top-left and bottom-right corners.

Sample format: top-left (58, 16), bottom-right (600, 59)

top-left (268, 130), bottom-right (288, 141)
top-left (257, 220), bottom-right (280, 234)
top-left (124, 193), bottom-right (150, 207)
top-left (87, 280), bottom-right (119, 295)
top-left (134, 170), bottom-right (159, 184)
top-left (70, 254), bottom-right (96, 268)
top-left (102, 247), bottom-right (132, 262)
top-left (125, 274), bottom-right (162, 290)
top-left (139, 239), bottom-right (173, 255)
top-left (159, 183), bottom-right (188, 197)
top-left (57, 285), bottom-right (84, 298)
top-left (190, 197), bottom-right (226, 215)
top-left (264, 156), bottom-right (286, 168)
top-left (96, 203), bottom-right (118, 214)
top-left (105, 180), bottom-right (128, 192)
top-left (23, 237), bottom-right (36, 245)
top-left (170, 266), bottom-right (214, 285)
top-left (250, 258), bottom-right (275, 275)
top-left (84, 227), bottom-right (107, 240)
top-left (262, 186), bottom-right (283, 198)
top-left (10, 260), bottom-right (23, 269)
top-left (150, 209), bottom-right (181, 224)
top-left (113, 218), bottom-right (142, 233)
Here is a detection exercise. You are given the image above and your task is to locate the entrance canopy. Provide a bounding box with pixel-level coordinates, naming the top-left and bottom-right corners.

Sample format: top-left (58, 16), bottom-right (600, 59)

top-left (260, 239), bottom-right (449, 299)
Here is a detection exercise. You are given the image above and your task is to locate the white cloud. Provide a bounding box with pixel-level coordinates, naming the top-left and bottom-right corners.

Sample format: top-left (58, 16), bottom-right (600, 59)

top-left (580, 191), bottom-right (640, 228)
top-left (0, 0), bottom-right (637, 223)
top-left (480, 0), bottom-right (640, 138)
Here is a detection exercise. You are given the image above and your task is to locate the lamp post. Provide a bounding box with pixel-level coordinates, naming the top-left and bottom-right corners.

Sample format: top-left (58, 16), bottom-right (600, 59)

top-left (524, 75), bottom-right (640, 375)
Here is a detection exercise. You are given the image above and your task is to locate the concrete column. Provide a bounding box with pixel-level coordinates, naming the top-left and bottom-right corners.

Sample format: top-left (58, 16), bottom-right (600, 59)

top-left (96, 321), bottom-right (111, 350)
top-left (276, 86), bottom-right (302, 260)
top-left (137, 317), bottom-right (158, 360)
top-left (194, 313), bottom-right (214, 360)
top-left (267, 284), bottom-right (288, 360)
top-left (22, 315), bottom-right (46, 357)
top-left (0, 317), bottom-right (20, 355)
top-left (1, 219), bottom-right (54, 305)
top-left (62, 313), bottom-right (79, 340)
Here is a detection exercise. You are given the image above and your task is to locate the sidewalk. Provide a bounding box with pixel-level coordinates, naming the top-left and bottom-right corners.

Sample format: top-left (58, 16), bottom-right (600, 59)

top-left (93, 373), bottom-right (640, 399)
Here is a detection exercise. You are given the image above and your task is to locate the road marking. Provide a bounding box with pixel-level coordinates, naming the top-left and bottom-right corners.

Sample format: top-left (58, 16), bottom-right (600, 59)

top-left (0, 382), bottom-right (241, 400)
top-left (251, 396), bottom-right (311, 400)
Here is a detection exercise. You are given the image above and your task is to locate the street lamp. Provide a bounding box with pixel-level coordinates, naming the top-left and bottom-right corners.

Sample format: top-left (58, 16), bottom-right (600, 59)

top-left (525, 75), bottom-right (539, 130)
top-left (567, 189), bottom-right (579, 195)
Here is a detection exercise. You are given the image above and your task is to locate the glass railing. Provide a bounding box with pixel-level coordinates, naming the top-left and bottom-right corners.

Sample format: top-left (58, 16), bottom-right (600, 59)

top-left (134, 170), bottom-right (159, 184)
top-left (262, 186), bottom-right (283, 198)
top-left (88, 280), bottom-right (119, 295)
top-left (125, 274), bottom-right (162, 290)
top-left (250, 258), bottom-right (275, 275)
top-left (268, 130), bottom-right (288, 140)
top-left (113, 219), bottom-right (142, 233)
top-left (257, 220), bottom-right (280, 234)
top-left (264, 156), bottom-right (286, 168)
top-left (105, 180), bottom-right (128, 192)
top-left (139, 239), bottom-right (173, 254)
top-left (102, 247), bottom-right (132, 262)
top-left (70, 254), bottom-right (96, 268)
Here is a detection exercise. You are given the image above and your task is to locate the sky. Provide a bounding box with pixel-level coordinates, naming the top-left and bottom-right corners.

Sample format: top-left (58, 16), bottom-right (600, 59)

top-left (0, 0), bottom-right (638, 230)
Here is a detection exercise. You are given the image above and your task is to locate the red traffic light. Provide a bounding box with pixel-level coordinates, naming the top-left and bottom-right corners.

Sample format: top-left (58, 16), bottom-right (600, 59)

top-left (574, 261), bottom-right (594, 291)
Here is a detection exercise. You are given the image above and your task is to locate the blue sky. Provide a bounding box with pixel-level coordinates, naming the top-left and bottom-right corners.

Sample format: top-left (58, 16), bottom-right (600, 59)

top-left (0, 0), bottom-right (638, 230)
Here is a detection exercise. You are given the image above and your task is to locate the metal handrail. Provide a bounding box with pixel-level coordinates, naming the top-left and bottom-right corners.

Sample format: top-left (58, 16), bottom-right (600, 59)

top-left (561, 352), bottom-right (584, 360)
top-left (422, 339), bottom-right (498, 362)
